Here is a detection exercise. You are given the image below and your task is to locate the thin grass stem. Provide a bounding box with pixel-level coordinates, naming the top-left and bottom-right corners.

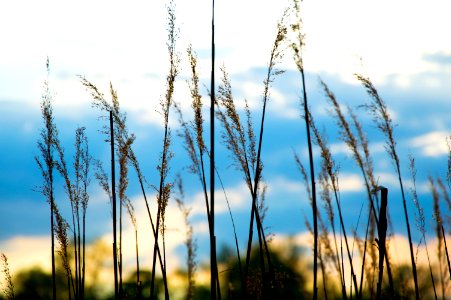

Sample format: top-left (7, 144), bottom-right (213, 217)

top-left (356, 73), bottom-right (419, 300)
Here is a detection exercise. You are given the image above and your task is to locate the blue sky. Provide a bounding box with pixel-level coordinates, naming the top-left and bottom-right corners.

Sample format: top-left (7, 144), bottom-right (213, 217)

top-left (1, 0), bottom-right (451, 283)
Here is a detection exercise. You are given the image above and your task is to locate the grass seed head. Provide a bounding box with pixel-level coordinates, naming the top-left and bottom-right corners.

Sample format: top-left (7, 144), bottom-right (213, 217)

top-left (1, 253), bottom-right (15, 300)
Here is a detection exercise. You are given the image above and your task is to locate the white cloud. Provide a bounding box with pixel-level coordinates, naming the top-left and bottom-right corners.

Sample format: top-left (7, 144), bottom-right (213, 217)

top-left (373, 172), bottom-right (406, 190)
top-left (301, 0), bottom-right (451, 85)
top-left (189, 182), bottom-right (249, 217)
top-left (337, 173), bottom-right (365, 192)
top-left (233, 81), bottom-right (298, 119)
top-left (329, 142), bottom-right (353, 156)
top-left (269, 177), bottom-right (305, 195)
top-left (0, 235), bottom-right (52, 274)
top-left (2, 0), bottom-right (450, 128)
top-left (410, 131), bottom-right (449, 157)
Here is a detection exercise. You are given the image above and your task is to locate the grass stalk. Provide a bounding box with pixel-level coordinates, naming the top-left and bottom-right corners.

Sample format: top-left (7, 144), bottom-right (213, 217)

top-left (125, 196), bottom-right (140, 298)
top-left (109, 111), bottom-right (119, 299)
top-left (347, 107), bottom-right (382, 298)
top-left (35, 57), bottom-right (57, 300)
top-left (295, 154), bottom-right (332, 299)
top-left (290, 1), bottom-right (318, 297)
top-left (74, 126), bottom-right (91, 300)
top-left (1, 253), bottom-right (15, 300)
top-left (215, 67), bottom-right (268, 296)
top-left (437, 178), bottom-right (451, 230)
top-left (441, 224), bottom-right (451, 282)
top-left (307, 103), bottom-right (358, 297)
top-left (356, 73), bottom-right (420, 300)
top-left (349, 202), bottom-right (364, 300)
top-left (175, 176), bottom-right (197, 300)
top-left (318, 165), bottom-right (346, 297)
top-left (409, 156), bottom-right (438, 300)
top-left (174, 42), bottom-right (219, 293)
top-left (119, 191), bottom-right (123, 298)
top-left (357, 215), bottom-right (371, 298)
top-left (210, 1), bottom-right (218, 299)
top-left (131, 152), bottom-right (168, 293)
top-left (54, 126), bottom-right (91, 300)
top-left (81, 75), bottom-right (170, 298)
top-left (183, 45), bottom-right (211, 224)
top-left (322, 81), bottom-right (396, 297)
top-left (375, 187), bottom-right (388, 300)
top-left (242, 12), bottom-right (287, 295)
top-left (118, 128), bottom-right (134, 299)
top-left (174, 79), bottom-right (244, 291)
top-left (55, 136), bottom-right (79, 299)
top-left (214, 163), bottom-right (244, 286)
top-left (53, 201), bottom-right (76, 298)
top-left (318, 240), bottom-right (329, 300)
top-left (151, 3), bottom-right (179, 299)
top-left (82, 76), bottom-right (170, 298)
top-left (430, 177), bottom-right (446, 299)
top-left (79, 128), bottom-right (90, 300)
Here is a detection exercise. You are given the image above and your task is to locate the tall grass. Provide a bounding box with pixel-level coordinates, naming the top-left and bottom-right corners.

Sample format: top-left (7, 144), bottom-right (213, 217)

top-left (317, 165), bottom-right (345, 297)
top-left (409, 156), bottom-right (438, 300)
top-left (356, 73), bottom-right (420, 300)
top-left (305, 98), bottom-right (359, 298)
top-left (209, 1), bottom-right (218, 299)
top-left (295, 153), bottom-right (334, 299)
top-left (430, 177), bottom-right (447, 299)
top-left (35, 57), bottom-right (57, 300)
top-left (216, 45), bottom-right (289, 294)
top-left (124, 187), bottom-right (141, 297)
top-left (175, 176), bottom-right (197, 300)
top-left (15, 1), bottom-right (451, 300)
top-left (36, 59), bottom-right (94, 300)
top-left (375, 187), bottom-right (388, 300)
top-left (82, 75), bottom-right (177, 300)
top-left (442, 224), bottom-right (451, 283)
top-left (81, 75), bottom-right (172, 298)
top-left (53, 201), bottom-right (73, 298)
top-left (231, 10), bottom-right (288, 296)
top-left (320, 79), bottom-right (399, 298)
top-left (54, 126), bottom-right (91, 300)
top-left (109, 110), bottom-right (120, 299)
top-left (290, 1), bottom-right (318, 298)
top-left (1, 253), bottom-right (15, 300)
top-left (215, 67), bottom-right (268, 294)
top-left (150, 2), bottom-right (179, 299)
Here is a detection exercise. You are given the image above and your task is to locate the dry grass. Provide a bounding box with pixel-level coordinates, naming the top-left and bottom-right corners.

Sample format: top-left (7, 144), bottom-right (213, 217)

top-left (1, 253), bottom-right (15, 300)
top-left (35, 57), bottom-right (60, 299)
top-left (12, 2), bottom-right (450, 300)
top-left (175, 176), bottom-right (197, 300)
top-left (357, 73), bottom-right (420, 300)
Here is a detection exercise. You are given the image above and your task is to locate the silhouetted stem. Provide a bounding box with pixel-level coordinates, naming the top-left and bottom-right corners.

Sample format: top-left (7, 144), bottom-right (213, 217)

top-left (243, 18), bottom-right (284, 292)
top-left (376, 188), bottom-right (388, 300)
top-left (51, 181), bottom-right (56, 300)
top-left (210, 1), bottom-right (218, 299)
top-left (331, 188), bottom-right (359, 296)
top-left (300, 66), bottom-right (318, 300)
top-left (214, 163), bottom-right (243, 286)
top-left (356, 74), bottom-right (419, 299)
top-left (110, 111), bottom-right (119, 299)
top-left (150, 121), bottom-right (170, 300)
top-left (82, 212), bottom-right (86, 300)
top-left (442, 224), bottom-right (451, 281)
top-left (119, 197), bottom-right (123, 298)
top-left (399, 172), bottom-right (419, 299)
